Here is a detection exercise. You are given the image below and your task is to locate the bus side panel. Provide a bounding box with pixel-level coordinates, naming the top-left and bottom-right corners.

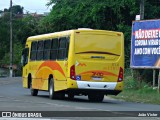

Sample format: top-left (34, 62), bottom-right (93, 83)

top-left (28, 61), bottom-right (41, 89)
top-left (31, 61), bottom-right (68, 91)
top-left (55, 61), bottom-right (68, 91)
top-left (32, 62), bottom-right (52, 90)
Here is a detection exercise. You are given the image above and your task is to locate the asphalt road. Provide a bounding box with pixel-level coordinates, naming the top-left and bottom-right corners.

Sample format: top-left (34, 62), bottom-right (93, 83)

top-left (0, 77), bottom-right (159, 120)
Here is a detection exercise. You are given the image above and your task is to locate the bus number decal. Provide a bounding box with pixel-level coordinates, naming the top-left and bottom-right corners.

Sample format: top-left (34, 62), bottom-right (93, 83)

top-left (92, 72), bottom-right (103, 77)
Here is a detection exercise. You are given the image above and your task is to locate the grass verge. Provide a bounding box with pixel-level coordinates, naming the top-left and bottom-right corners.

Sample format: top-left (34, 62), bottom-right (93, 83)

top-left (111, 70), bottom-right (160, 105)
top-left (113, 87), bottom-right (160, 104)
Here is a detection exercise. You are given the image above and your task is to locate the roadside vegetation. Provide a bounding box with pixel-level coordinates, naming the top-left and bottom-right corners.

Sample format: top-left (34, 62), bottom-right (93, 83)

top-left (113, 69), bottom-right (160, 105)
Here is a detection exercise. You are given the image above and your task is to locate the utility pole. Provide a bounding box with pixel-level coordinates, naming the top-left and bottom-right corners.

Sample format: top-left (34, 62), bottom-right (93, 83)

top-left (140, 0), bottom-right (144, 20)
top-left (10, 0), bottom-right (13, 77)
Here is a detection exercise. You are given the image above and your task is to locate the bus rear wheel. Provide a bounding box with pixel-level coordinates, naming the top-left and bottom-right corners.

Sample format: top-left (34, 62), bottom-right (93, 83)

top-left (30, 80), bottom-right (38, 96)
top-left (88, 93), bottom-right (104, 102)
top-left (49, 78), bottom-right (58, 99)
top-left (49, 78), bottom-right (65, 99)
top-left (68, 93), bottom-right (74, 100)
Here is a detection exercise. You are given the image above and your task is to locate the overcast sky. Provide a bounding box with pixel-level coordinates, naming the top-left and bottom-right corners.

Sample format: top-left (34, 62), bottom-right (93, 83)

top-left (0, 0), bottom-right (52, 14)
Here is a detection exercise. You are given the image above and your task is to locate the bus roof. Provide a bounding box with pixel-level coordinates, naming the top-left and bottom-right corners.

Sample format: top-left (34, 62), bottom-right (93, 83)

top-left (26, 29), bottom-right (123, 42)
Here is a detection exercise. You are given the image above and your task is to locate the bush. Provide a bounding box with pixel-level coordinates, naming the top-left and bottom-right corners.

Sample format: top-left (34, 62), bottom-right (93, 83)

top-left (124, 68), bottom-right (152, 90)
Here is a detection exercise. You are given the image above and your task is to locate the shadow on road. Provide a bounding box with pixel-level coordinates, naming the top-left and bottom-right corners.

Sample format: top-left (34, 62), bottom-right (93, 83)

top-left (34, 94), bottom-right (120, 105)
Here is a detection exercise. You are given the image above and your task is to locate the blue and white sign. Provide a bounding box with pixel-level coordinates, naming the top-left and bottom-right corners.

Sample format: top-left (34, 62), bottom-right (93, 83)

top-left (76, 76), bottom-right (81, 80)
top-left (131, 19), bottom-right (160, 68)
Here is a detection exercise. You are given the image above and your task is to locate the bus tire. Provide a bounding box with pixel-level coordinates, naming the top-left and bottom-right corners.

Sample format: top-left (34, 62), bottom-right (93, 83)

top-left (88, 93), bottom-right (104, 102)
top-left (30, 80), bottom-right (38, 96)
top-left (49, 78), bottom-right (56, 99)
top-left (68, 93), bottom-right (74, 100)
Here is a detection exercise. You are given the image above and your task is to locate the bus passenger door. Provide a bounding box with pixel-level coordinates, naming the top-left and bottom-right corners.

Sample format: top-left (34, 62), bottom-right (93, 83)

top-left (21, 48), bottom-right (29, 88)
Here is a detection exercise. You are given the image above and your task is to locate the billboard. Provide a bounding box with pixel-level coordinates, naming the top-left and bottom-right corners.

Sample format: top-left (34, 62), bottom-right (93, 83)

top-left (131, 19), bottom-right (160, 68)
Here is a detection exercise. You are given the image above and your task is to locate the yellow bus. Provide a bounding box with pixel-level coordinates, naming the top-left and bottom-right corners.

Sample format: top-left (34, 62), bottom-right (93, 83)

top-left (21, 29), bottom-right (124, 102)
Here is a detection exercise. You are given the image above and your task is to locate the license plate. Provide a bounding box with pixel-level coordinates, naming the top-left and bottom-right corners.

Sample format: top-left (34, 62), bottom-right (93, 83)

top-left (92, 77), bottom-right (102, 80)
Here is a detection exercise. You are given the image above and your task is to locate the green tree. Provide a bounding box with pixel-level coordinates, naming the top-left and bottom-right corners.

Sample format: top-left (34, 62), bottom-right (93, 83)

top-left (0, 12), bottom-right (10, 65)
top-left (43, 0), bottom-right (140, 68)
top-left (11, 5), bottom-right (24, 15)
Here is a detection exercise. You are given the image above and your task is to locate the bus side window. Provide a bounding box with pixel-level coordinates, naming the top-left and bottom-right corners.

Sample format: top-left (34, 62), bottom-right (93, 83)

top-left (37, 41), bottom-right (44, 60)
top-left (57, 37), bottom-right (66, 60)
top-left (57, 37), bottom-right (70, 60)
top-left (30, 41), bottom-right (37, 61)
top-left (21, 48), bottom-right (29, 66)
top-left (43, 40), bottom-right (51, 60)
top-left (50, 38), bottom-right (58, 60)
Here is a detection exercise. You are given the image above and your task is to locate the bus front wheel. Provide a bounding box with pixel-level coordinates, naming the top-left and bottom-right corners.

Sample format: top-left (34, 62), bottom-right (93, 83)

top-left (88, 93), bottom-right (104, 102)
